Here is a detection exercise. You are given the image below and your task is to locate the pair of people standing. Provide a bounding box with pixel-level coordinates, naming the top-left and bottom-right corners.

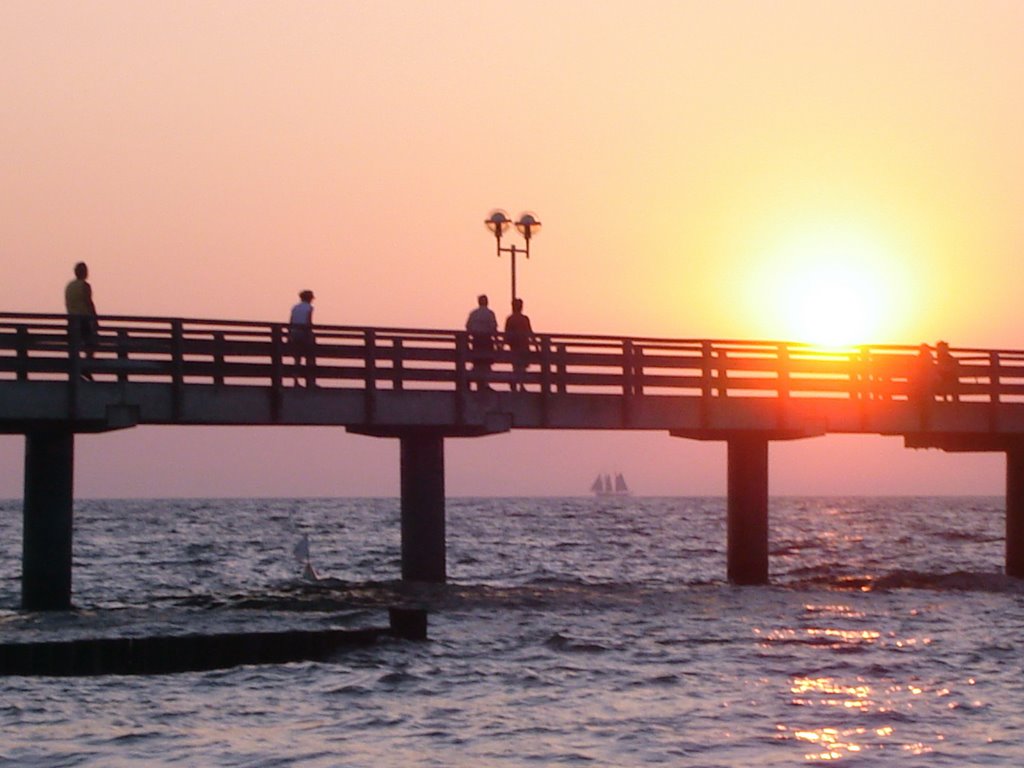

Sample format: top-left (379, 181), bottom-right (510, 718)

top-left (465, 294), bottom-right (535, 391)
top-left (913, 340), bottom-right (959, 402)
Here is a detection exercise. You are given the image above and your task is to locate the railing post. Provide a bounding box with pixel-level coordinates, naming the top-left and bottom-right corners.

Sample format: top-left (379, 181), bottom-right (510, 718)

top-left (622, 340), bottom-right (635, 426)
top-left (364, 329), bottom-right (377, 424)
top-left (213, 331), bottom-right (225, 386)
top-left (700, 341), bottom-right (714, 429)
top-left (455, 332), bottom-right (468, 425)
top-left (539, 335), bottom-right (551, 425)
top-left (393, 338), bottom-right (404, 391)
top-left (455, 332), bottom-right (468, 391)
top-left (990, 352), bottom-right (1001, 403)
top-left (171, 319), bottom-right (184, 421)
top-left (270, 324), bottom-right (283, 421)
top-left (990, 351), bottom-right (1001, 431)
top-left (701, 341), bottom-right (713, 398)
top-left (539, 336), bottom-right (551, 393)
top-left (16, 326), bottom-right (29, 381)
top-left (634, 345), bottom-right (644, 396)
top-left (623, 340), bottom-right (644, 396)
top-left (67, 317), bottom-right (81, 420)
top-left (67, 316), bottom-right (82, 383)
top-left (270, 325), bottom-right (284, 386)
top-left (623, 340), bottom-right (634, 397)
top-left (852, 347), bottom-right (866, 401)
top-left (716, 349), bottom-right (728, 398)
top-left (117, 329), bottom-right (129, 384)
top-left (556, 343), bottom-right (567, 394)
top-left (777, 343), bottom-right (790, 400)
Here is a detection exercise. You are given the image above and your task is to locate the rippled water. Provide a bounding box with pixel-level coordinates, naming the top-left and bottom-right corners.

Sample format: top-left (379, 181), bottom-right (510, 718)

top-left (2, 496), bottom-right (1023, 766)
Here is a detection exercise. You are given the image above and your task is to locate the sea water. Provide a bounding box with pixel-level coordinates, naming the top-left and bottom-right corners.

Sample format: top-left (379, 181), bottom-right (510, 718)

top-left (1, 497), bottom-right (1023, 766)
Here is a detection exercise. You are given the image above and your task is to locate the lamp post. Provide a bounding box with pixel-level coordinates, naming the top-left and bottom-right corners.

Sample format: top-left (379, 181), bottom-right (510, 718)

top-left (485, 210), bottom-right (541, 306)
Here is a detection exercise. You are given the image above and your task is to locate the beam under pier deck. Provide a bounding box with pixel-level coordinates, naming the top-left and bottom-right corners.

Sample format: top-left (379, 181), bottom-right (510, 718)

top-left (727, 436), bottom-right (769, 585)
top-left (22, 430), bottom-right (75, 610)
top-left (399, 431), bottom-right (447, 583)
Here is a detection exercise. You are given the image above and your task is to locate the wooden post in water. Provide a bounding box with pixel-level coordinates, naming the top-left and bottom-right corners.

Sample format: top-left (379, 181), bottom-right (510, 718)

top-left (399, 431), bottom-right (447, 582)
top-left (1006, 445), bottom-right (1024, 578)
top-left (22, 429), bottom-right (75, 610)
top-left (727, 435), bottom-right (769, 585)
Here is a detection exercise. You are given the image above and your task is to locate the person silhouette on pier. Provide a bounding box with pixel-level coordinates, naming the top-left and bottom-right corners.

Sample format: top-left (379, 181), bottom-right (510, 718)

top-left (912, 343), bottom-right (938, 402)
top-left (936, 341), bottom-right (959, 402)
top-left (288, 290), bottom-right (316, 386)
top-left (466, 294), bottom-right (497, 390)
top-left (504, 298), bottom-right (536, 392)
top-left (64, 261), bottom-right (98, 380)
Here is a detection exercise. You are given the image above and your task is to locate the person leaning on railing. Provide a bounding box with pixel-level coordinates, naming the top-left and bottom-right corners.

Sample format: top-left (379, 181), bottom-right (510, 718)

top-left (288, 289), bottom-right (316, 387)
top-left (911, 343), bottom-right (939, 403)
top-left (64, 261), bottom-right (98, 380)
top-left (504, 298), bottom-right (536, 392)
top-left (935, 341), bottom-right (959, 402)
top-left (466, 294), bottom-right (497, 391)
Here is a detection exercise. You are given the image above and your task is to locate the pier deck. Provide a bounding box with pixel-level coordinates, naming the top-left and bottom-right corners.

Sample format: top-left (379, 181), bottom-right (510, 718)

top-left (3, 312), bottom-right (1024, 606)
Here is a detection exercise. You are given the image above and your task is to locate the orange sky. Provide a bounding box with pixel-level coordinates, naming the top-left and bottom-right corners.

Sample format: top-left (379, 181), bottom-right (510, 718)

top-left (2, 0), bottom-right (1022, 497)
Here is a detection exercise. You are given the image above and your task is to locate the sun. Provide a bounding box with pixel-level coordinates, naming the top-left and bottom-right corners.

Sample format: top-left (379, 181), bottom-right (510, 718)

top-left (755, 224), bottom-right (904, 347)
top-left (784, 263), bottom-right (877, 347)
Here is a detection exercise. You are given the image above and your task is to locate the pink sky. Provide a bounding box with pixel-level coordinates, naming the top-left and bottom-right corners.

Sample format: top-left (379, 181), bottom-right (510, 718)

top-left (2, 1), bottom-right (1021, 497)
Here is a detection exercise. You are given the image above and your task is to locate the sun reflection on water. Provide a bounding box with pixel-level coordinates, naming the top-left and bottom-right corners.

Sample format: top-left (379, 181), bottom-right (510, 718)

top-left (777, 723), bottom-right (868, 761)
top-left (790, 676), bottom-right (874, 711)
top-left (777, 672), bottom-right (967, 760)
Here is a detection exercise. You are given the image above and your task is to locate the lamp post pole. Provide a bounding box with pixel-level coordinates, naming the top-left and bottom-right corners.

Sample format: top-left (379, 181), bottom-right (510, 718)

top-left (485, 210), bottom-right (541, 307)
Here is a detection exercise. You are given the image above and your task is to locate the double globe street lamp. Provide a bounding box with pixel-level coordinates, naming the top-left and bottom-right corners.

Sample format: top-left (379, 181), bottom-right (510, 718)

top-left (484, 210), bottom-right (541, 306)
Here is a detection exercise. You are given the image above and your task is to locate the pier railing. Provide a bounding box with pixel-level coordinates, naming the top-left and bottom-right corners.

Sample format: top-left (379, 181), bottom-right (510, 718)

top-left (3, 312), bottom-right (1024, 404)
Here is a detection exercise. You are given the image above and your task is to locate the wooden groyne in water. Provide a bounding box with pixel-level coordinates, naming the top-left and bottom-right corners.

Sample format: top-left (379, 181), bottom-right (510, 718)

top-left (0, 607), bottom-right (427, 677)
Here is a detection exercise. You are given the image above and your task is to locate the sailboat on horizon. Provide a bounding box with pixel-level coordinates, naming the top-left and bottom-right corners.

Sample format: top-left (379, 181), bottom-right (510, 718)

top-left (590, 472), bottom-right (631, 497)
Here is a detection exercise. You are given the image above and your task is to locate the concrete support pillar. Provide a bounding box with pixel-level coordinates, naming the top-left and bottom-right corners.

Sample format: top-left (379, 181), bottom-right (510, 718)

top-left (727, 436), bottom-right (769, 585)
top-left (399, 431), bottom-right (446, 582)
top-left (22, 430), bottom-right (75, 610)
top-left (1006, 446), bottom-right (1024, 578)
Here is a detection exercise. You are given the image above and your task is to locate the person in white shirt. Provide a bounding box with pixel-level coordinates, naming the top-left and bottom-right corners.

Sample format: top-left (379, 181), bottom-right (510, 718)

top-left (289, 290), bottom-right (316, 386)
top-left (465, 294), bottom-right (497, 390)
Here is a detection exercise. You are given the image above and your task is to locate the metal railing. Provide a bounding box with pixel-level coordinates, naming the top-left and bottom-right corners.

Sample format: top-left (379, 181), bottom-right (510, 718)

top-left (3, 312), bottom-right (1024, 404)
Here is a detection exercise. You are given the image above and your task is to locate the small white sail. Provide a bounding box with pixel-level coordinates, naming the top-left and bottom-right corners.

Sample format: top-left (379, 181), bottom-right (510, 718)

top-left (591, 471), bottom-right (631, 496)
top-left (293, 533), bottom-right (319, 581)
top-left (293, 534), bottom-right (310, 563)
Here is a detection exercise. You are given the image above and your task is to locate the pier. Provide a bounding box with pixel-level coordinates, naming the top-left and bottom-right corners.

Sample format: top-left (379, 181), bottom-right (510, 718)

top-left (4, 311), bottom-right (1024, 608)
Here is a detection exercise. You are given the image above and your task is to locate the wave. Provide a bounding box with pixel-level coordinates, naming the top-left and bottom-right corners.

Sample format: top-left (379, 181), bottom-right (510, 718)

top-left (789, 569), bottom-right (1024, 593)
top-left (544, 631), bottom-right (610, 654)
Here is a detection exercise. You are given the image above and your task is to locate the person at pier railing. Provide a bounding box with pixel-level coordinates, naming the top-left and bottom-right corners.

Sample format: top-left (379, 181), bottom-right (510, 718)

top-left (935, 341), bottom-right (959, 402)
top-left (912, 343), bottom-right (939, 403)
top-left (504, 298), bottom-right (536, 393)
top-left (64, 261), bottom-right (99, 380)
top-left (288, 289), bottom-right (316, 387)
top-left (466, 294), bottom-right (497, 391)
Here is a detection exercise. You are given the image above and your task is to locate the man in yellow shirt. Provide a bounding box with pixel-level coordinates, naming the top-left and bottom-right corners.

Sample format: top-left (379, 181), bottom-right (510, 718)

top-left (65, 261), bottom-right (98, 376)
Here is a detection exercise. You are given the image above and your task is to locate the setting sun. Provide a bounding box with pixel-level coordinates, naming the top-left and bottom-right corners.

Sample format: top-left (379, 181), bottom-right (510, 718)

top-left (784, 262), bottom-right (877, 347)
top-left (754, 224), bottom-right (908, 347)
